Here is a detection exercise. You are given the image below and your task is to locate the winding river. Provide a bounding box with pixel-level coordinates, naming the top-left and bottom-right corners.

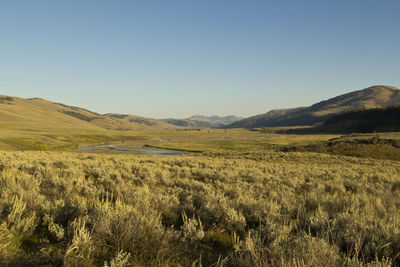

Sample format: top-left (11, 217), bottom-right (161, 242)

top-left (78, 144), bottom-right (190, 155)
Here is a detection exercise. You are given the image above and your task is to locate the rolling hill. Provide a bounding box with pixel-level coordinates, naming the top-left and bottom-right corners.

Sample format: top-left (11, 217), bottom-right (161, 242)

top-left (0, 95), bottom-right (175, 131)
top-left (227, 85), bottom-right (400, 128)
top-left (0, 95), bottom-right (177, 149)
top-left (0, 96), bottom-right (103, 132)
top-left (105, 113), bottom-right (176, 129)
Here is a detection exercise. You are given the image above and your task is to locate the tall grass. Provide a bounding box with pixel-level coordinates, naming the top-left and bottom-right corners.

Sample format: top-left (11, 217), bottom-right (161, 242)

top-left (0, 150), bottom-right (399, 266)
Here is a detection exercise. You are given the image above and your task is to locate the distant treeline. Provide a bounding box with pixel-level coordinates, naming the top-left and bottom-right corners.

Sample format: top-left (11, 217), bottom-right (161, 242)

top-left (319, 105), bottom-right (400, 133)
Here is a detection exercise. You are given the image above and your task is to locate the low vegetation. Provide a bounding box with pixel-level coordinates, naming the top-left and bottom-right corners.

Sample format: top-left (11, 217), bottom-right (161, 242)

top-left (1, 150), bottom-right (399, 266)
top-left (280, 134), bottom-right (400, 161)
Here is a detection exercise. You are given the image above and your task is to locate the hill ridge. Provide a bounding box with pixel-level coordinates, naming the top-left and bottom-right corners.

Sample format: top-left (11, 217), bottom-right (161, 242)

top-left (0, 94), bottom-right (178, 132)
top-left (227, 85), bottom-right (400, 128)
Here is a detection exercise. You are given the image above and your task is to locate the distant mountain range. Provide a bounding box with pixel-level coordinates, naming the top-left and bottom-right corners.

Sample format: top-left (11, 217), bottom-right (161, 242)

top-left (162, 115), bottom-right (243, 128)
top-left (227, 85), bottom-right (400, 128)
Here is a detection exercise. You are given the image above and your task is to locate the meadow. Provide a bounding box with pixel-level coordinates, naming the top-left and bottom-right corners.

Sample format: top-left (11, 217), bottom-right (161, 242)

top-left (79, 129), bottom-right (340, 153)
top-left (1, 147), bottom-right (400, 266)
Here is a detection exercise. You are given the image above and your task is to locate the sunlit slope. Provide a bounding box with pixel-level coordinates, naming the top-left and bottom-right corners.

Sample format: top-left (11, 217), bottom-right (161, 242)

top-left (0, 96), bottom-right (104, 132)
top-left (228, 85), bottom-right (400, 128)
top-left (0, 95), bottom-right (175, 150)
top-left (26, 98), bottom-right (166, 131)
top-left (0, 95), bottom-right (177, 132)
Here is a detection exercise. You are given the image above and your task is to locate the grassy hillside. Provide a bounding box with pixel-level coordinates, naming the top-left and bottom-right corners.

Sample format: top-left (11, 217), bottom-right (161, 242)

top-left (0, 150), bottom-right (399, 266)
top-left (228, 85), bottom-right (400, 128)
top-left (319, 105), bottom-right (400, 133)
top-left (0, 96), bottom-right (103, 132)
top-left (0, 95), bottom-right (175, 150)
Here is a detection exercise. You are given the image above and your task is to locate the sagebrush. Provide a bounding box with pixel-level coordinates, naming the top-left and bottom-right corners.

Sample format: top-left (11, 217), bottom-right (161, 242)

top-left (0, 150), bottom-right (399, 266)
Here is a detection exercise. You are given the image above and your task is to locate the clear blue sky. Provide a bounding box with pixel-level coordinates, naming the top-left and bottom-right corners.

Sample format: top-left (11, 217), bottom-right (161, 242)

top-left (1, 1), bottom-right (399, 118)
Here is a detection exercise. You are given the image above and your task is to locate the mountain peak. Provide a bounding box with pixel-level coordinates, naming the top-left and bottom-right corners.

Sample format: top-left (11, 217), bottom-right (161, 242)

top-left (366, 85), bottom-right (399, 90)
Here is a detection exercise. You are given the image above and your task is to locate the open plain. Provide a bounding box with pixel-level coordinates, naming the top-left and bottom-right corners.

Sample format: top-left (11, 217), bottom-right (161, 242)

top-left (1, 126), bottom-right (400, 266)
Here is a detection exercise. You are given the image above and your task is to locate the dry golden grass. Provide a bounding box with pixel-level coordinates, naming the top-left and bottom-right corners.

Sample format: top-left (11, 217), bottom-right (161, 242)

top-left (0, 150), bottom-right (399, 266)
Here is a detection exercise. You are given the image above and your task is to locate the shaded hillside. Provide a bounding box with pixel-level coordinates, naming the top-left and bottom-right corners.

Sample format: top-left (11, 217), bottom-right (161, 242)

top-left (227, 107), bottom-right (306, 128)
top-left (105, 114), bottom-right (176, 129)
top-left (319, 105), bottom-right (400, 133)
top-left (161, 118), bottom-right (216, 128)
top-left (228, 85), bottom-right (400, 128)
top-left (186, 115), bottom-right (243, 126)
